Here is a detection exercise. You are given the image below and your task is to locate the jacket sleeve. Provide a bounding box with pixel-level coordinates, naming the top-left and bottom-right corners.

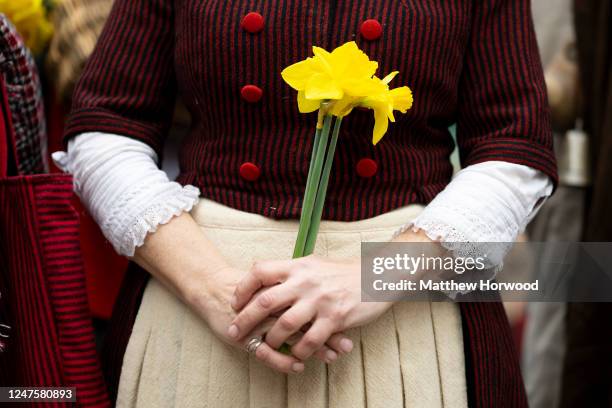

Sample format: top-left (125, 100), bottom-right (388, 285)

top-left (456, 0), bottom-right (558, 186)
top-left (63, 0), bottom-right (176, 155)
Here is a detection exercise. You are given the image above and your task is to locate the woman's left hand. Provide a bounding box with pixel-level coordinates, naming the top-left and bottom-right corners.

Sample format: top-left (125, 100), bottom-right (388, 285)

top-left (228, 256), bottom-right (392, 361)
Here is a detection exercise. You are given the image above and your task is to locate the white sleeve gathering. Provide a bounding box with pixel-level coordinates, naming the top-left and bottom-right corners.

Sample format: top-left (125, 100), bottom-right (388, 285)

top-left (407, 161), bottom-right (552, 244)
top-left (52, 132), bottom-right (200, 257)
top-left (53, 132), bottom-right (553, 272)
top-left (395, 160), bottom-right (553, 296)
top-left (402, 160), bottom-right (552, 250)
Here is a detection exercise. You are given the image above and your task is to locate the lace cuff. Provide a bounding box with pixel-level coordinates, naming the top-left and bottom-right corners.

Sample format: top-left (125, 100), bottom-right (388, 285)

top-left (395, 208), bottom-right (508, 298)
top-left (52, 132), bottom-right (201, 257)
top-left (113, 184), bottom-right (200, 256)
top-left (393, 161), bottom-right (554, 298)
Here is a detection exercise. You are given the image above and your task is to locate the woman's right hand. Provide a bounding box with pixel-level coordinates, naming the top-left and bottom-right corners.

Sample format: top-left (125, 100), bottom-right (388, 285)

top-left (187, 265), bottom-right (306, 374)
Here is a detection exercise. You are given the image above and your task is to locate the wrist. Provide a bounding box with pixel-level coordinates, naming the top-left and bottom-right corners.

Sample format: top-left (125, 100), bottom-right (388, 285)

top-left (179, 258), bottom-right (230, 301)
top-left (181, 261), bottom-right (236, 320)
top-left (392, 226), bottom-right (434, 243)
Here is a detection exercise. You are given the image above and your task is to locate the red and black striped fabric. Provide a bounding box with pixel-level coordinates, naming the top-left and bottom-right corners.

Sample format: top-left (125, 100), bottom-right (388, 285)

top-left (65, 0), bottom-right (557, 222)
top-left (0, 75), bottom-right (110, 406)
top-left (461, 301), bottom-right (529, 407)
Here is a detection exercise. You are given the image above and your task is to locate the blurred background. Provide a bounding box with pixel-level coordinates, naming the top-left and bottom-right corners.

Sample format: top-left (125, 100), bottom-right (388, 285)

top-left (0, 1), bottom-right (610, 407)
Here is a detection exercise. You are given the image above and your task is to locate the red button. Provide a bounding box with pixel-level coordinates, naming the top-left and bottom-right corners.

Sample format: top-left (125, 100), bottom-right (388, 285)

top-left (360, 19), bottom-right (383, 40)
top-left (241, 85), bottom-right (263, 103)
top-left (356, 158), bottom-right (378, 178)
top-left (240, 162), bottom-right (261, 181)
top-left (241, 12), bottom-right (265, 33)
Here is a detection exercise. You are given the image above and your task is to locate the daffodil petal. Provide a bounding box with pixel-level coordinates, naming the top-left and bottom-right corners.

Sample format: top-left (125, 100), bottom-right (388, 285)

top-left (305, 73), bottom-right (344, 100)
top-left (330, 41), bottom-right (378, 78)
top-left (328, 41), bottom-right (362, 65)
top-left (382, 71), bottom-right (399, 84)
top-left (281, 59), bottom-right (317, 90)
top-left (312, 46), bottom-right (333, 59)
top-left (342, 77), bottom-right (385, 97)
top-left (329, 96), bottom-right (359, 117)
top-left (312, 46), bottom-right (334, 74)
top-left (372, 106), bottom-right (390, 145)
top-left (297, 90), bottom-right (321, 113)
top-left (329, 41), bottom-right (359, 54)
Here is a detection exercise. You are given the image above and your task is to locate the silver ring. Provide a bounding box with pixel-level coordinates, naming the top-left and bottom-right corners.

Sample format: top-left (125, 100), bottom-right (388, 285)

top-left (0, 324), bottom-right (10, 339)
top-left (246, 336), bottom-right (264, 354)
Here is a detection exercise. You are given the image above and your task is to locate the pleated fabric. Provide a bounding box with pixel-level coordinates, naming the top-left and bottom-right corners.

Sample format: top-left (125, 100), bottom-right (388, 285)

top-left (116, 199), bottom-right (467, 408)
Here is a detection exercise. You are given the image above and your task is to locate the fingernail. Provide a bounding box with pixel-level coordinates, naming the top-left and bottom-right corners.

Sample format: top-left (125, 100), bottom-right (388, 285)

top-left (340, 338), bottom-right (353, 353)
top-left (292, 362), bottom-right (305, 373)
top-left (326, 350), bottom-right (338, 362)
top-left (228, 324), bottom-right (239, 339)
top-left (230, 295), bottom-right (237, 309)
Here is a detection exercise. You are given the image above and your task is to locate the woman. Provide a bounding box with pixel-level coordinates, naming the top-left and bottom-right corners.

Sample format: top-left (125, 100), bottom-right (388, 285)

top-left (54, 0), bottom-right (556, 406)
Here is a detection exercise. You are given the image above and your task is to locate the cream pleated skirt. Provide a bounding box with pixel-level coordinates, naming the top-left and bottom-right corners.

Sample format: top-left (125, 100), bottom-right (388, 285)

top-left (117, 199), bottom-right (467, 408)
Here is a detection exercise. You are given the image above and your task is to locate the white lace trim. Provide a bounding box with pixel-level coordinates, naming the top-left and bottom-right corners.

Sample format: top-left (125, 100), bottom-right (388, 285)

top-left (118, 185), bottom-right (200, 256)
top-left (399, 208), bottom-right (508, 299)
top-left (392, 161), bottom-right (553, 298)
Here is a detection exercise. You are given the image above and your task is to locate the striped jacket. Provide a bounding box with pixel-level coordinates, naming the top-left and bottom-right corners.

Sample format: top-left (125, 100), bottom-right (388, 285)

top-left (65, 0), bottom-right (557, 221)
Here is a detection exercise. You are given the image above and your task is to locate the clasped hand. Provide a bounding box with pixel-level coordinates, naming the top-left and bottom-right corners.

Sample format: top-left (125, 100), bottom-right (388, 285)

top-left (227, 255), bottom-right (392, 374)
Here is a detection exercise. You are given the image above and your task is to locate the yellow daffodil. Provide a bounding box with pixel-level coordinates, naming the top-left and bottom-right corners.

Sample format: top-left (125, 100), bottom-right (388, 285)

top-left (281, 41), bottom-right (380, 113)
top-left (0, 0), bottom-right (54, 55)
top-left (361, 71), bottom-right (413, 144)
top-left (324, 72), bottom-right (412, 144)
top-left (287, 42), bottom-right (414, 267)
top-left (281, 41), bottom-right (413, 144)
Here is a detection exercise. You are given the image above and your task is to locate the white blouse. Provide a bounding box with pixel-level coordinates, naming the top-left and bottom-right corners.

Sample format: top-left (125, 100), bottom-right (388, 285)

top-left (53, 132), bottom-right (553, 268)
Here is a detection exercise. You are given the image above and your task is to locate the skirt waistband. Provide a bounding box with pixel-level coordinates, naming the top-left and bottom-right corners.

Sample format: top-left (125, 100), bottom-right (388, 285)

top-left (191, 198), bottom-right (424, 233)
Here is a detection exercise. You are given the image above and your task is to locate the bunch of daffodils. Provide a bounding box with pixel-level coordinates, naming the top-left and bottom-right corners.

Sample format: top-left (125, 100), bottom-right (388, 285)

top-left (281, 41), bottom-right (413, 257)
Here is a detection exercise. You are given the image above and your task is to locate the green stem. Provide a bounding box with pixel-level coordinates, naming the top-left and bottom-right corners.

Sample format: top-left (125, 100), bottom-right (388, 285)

top-left (292, 113), bottom-right (333, 258)
top-left (303, 117), bottom-right (342, 255)
top-left (307, 128), bottom-right (321, 182)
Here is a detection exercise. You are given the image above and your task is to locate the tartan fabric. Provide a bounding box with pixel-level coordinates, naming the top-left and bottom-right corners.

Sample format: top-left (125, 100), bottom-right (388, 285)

top-left (65, 0), bottom-right (558, 222)
top-left (0, 14), bottom-right (47, 175)
top-left (0, 61), bottom-right (110, 406)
